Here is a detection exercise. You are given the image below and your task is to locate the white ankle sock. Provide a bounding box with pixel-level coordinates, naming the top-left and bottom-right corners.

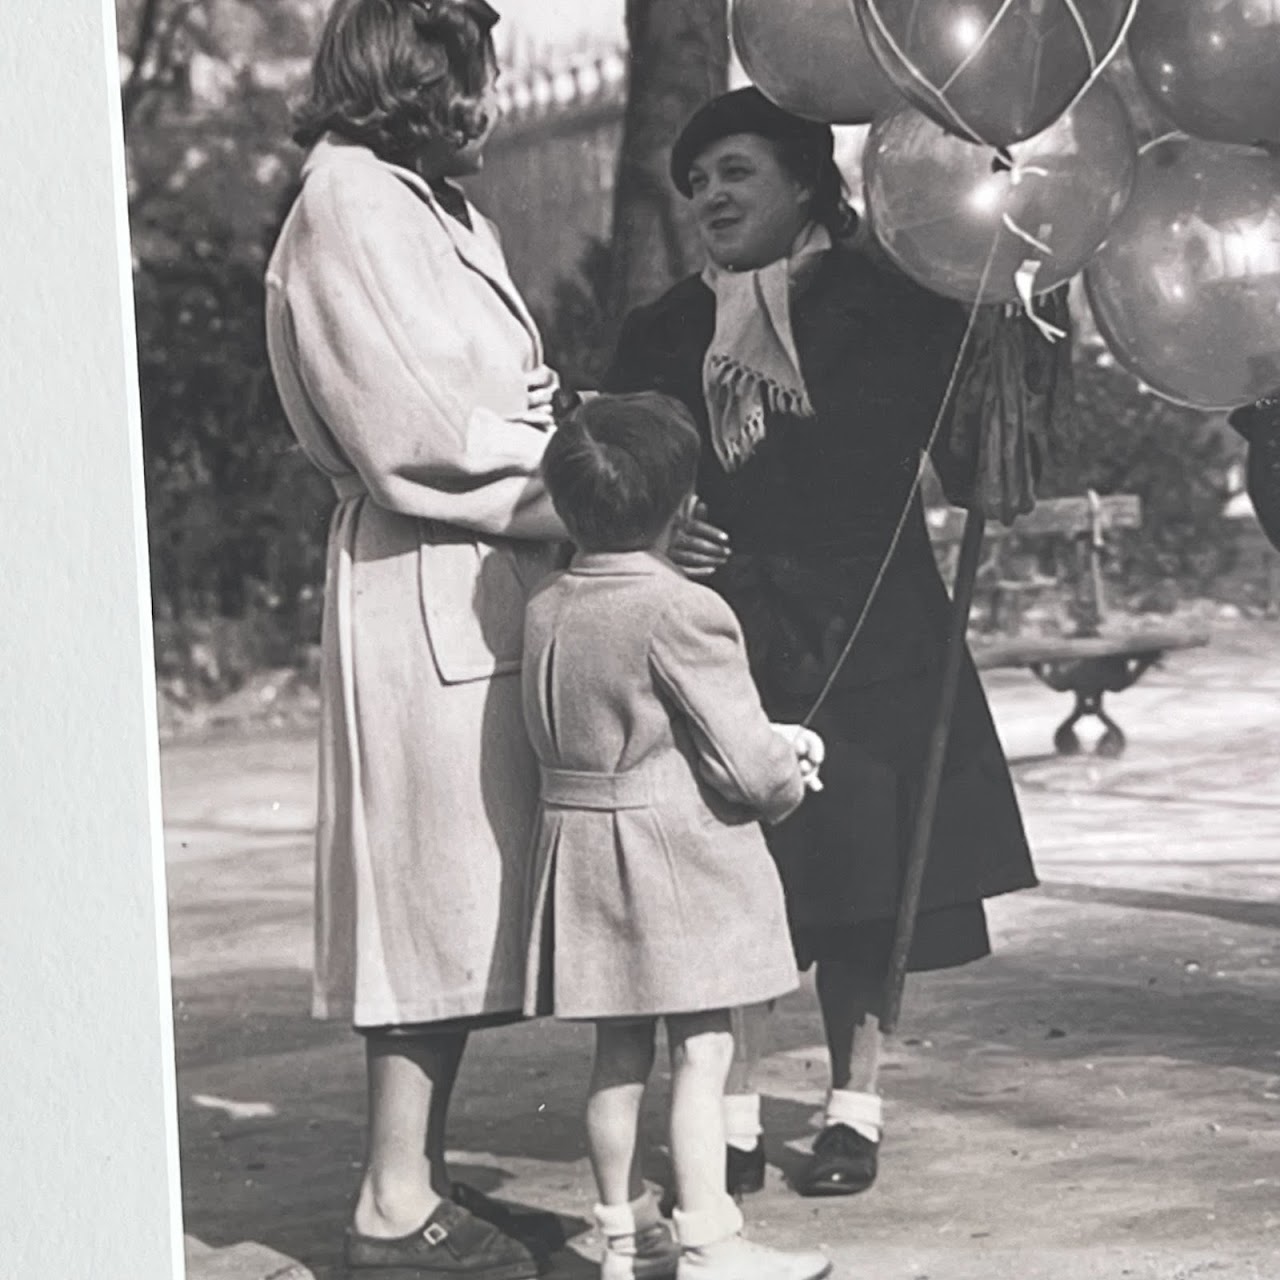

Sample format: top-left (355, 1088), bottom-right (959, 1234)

top-left (824, 1088), bottom-right (882, 1144)
top-left (722, 1092), bottom-right (762, 1153)
top-left (595, 1188), bottom-right (662, 1239)
top-left (673, 1195), bottom-right (744, 1250)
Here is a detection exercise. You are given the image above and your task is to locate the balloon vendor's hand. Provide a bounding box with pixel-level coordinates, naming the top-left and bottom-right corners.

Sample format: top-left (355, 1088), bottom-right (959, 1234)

top-left (772, 723), bottom-right (826, 792)
top-left (669, 497), bottom-right (731, 579)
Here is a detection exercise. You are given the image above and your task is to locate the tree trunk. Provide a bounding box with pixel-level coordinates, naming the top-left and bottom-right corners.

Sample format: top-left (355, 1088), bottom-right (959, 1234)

top-left (607, 0), bottom-right (728, 325)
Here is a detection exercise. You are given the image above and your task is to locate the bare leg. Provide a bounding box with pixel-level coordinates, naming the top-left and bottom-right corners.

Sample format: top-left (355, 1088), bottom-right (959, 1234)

top-left (587, 1020), bottom-right (657, 1206)
top-left (667, 1009), bottom-right (735, 1216)
top-left (353, 1029), bottom-right (467, 1238)
top-left (796, 962), bottom-right (883, 1197)
top-left (425, 1031), bottom-right (467, 1189)
top-left (815, 959), bottom-right (882, 1094)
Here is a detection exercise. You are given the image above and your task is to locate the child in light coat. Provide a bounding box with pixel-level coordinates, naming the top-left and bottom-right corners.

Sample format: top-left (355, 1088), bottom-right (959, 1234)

top-left (521, 392), bottom-right (831, 1280)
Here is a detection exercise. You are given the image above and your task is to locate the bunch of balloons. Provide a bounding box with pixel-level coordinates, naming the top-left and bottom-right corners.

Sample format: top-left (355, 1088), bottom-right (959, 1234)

top-left (729, 0), bottom-right (1280, 411)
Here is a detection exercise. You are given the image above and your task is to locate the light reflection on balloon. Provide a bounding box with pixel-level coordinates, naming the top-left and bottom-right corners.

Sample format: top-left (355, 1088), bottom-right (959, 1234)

top-left (854, 0), bottom-right (1137, 147)
top-left (1085, 136), bottom-right (1280, 410)
top-left (863, 80), bottom-right (1136, 304)
top-left (729, 0), bottom-right (901, 127)
top-left (1129, 0), bottom-right (1280, 146)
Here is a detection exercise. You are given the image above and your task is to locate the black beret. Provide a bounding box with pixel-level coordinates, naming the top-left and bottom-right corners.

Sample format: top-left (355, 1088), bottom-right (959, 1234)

top-left (669, 87), bottom-right (835, 197)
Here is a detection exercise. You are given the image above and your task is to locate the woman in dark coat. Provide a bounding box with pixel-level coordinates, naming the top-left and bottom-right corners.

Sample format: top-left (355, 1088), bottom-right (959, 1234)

top-left (604, 88), bottom-right (1048, 1199)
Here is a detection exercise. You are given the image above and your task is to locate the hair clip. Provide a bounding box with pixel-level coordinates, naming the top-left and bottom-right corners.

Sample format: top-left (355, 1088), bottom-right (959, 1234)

top-left (419, 0), bottom-right (499, 26)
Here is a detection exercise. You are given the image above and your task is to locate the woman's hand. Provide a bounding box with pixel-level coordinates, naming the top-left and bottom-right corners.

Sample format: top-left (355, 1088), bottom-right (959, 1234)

top-left (517, 364), bottom-right (559, 429)
top-left (669, 498), bottom-right (731, 579)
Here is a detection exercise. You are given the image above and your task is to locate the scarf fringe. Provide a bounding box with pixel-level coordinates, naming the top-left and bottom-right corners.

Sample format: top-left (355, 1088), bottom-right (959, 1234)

top-left (707, 354), bottom-right (815, 469)
top-left (707, 353), bottom-right (815, 421)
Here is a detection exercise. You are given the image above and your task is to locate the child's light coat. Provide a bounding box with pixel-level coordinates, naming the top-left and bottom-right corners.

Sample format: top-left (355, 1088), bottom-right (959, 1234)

top-left (522, 551), bottom-right (803, 1019)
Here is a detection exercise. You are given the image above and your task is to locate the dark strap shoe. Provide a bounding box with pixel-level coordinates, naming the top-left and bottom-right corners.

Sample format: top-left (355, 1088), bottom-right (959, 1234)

top-left (450, 1182), bottom-right (565, 1262)
top-left (344, 1198), bottom-right (541, 1279)
top-left (727, 1139), bottom-right (767, 1197)
top-left (795, 1123), bottom-right (878, 1197)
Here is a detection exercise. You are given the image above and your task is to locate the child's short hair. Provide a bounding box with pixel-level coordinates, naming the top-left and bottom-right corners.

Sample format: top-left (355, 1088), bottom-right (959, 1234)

top-left (542, 392), bottom-right (701, 552)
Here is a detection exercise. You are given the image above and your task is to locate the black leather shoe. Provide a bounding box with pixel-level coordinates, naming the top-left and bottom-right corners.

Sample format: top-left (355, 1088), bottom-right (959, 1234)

top-left (795, 1123), bottom-right (878, 1197)
top-left (451, 1182), bottom-right (565, 1261)
top-left (727, 1140), bottom-right (766, 1197)
top-left (345, 1199), bottom-right (541, 1279)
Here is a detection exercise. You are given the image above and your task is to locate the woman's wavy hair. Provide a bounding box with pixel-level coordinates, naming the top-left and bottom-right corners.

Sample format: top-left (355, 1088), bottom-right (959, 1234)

top-left (772, 139), bottom-right (854, 240)
top-left (292, 0), bottom-right (497, 164)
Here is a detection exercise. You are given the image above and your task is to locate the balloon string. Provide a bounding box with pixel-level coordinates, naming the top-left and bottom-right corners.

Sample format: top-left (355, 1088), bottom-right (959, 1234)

top-left (1014, 262), bottom-right (1068, 342)
top-left (1062, 0), bottom-right (1142, 115)
top-left (800, 227), bottom-right (1003, 729)
top-left (1139, 130), bottom-right (1187, 156)
top-left (1059, 0), bottom-right (1099, 69)
top-left (941, 0), bottom-right (1018, 93)
top-left (852, 0), bottom-right (990, 148)
top-left (1002, 212), bottom-right (1051, 255)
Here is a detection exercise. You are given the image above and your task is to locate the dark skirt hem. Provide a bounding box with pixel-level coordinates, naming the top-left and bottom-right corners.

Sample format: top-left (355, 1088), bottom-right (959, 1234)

top-left (792, 900), bottom-right (992, 975)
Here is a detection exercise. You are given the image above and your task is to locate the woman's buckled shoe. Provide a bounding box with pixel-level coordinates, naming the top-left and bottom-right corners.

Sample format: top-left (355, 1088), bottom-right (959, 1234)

top-left (344, 1199), bottom-right (542, 1278)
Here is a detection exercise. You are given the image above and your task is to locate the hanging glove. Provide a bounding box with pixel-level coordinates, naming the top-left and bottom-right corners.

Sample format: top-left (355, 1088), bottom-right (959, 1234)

top-left (942, 285), bottom-right (1075, 526)
top-left (1228, 391), bottom-right (1280, 553)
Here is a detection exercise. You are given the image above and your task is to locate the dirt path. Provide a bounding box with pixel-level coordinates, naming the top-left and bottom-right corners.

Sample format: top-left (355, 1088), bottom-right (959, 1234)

top-left (163, 620), bottom-right (1280, 1279)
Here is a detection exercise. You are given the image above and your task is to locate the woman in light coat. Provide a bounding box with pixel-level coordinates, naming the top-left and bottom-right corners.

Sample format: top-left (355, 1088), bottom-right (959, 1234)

top-left (264, 2), bottom-right (565, 1275)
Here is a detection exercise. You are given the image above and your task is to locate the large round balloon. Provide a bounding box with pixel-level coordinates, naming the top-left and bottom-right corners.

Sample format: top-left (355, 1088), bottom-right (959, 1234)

top-left (731, 0), bottom-right (900, 126)
top-left (1085, 136), bottom-right (1280, 411)
top-left (855, 0), bottom-right (1137, 147)
top-left (1129, 0), bottom-right (1280, 148)
top-left (864, 79), bottom-right (1136, 304)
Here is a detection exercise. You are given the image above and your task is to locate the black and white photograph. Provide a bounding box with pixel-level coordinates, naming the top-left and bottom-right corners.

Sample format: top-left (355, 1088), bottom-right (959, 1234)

top-left (10, 0), bottom-right (1280, 1276)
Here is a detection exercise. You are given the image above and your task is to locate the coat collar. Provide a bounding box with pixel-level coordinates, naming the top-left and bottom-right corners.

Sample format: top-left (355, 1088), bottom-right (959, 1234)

top-left (302, 134), bottom-right (541, 354)
top-left (568, 549), bottom-right (679, 578)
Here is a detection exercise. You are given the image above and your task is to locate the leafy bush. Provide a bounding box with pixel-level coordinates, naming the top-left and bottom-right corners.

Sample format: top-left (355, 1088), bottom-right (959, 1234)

top-left (1043, 344), bottom-right (1241, 598)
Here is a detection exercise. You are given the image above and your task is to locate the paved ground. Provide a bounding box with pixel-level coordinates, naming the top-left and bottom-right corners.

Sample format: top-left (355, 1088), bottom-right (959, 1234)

top-left (162, 619), bottom-right (1280, 1279)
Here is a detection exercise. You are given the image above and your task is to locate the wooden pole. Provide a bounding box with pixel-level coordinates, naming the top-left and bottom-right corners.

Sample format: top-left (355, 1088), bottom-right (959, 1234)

top-left (881, 505), bottom-right (987, 1035)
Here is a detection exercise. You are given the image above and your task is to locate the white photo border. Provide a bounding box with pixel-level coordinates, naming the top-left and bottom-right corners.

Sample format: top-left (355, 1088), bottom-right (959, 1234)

top-left (0, 1), bottom-right (184, 1275)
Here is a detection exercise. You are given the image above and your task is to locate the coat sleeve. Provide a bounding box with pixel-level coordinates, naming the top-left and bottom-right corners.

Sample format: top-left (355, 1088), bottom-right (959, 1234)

top-left (650, 586), bottom-right (805, 826)
top-left (602, 306), bottom-right (659, 394)
top-left (275, 174), bottom-right (563, 539)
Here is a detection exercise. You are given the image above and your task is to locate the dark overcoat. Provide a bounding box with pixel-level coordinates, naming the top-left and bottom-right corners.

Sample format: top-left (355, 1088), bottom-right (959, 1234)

top-left (604, 237), bottom-right (1038, 963)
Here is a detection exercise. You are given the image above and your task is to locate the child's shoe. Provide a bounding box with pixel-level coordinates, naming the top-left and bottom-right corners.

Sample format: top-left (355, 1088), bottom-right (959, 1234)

top-left (673, 1197), bottom-right (830, 1280)
top-left (595, 1191), bottom-right (679, 1280)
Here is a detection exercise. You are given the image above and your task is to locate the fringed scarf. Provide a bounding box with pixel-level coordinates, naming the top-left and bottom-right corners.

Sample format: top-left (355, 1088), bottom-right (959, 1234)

top-left (701, 222), bottom-right (832, 471)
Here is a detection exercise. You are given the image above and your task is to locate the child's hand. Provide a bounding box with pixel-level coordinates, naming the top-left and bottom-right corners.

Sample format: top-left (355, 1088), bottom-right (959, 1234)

top-left (771, 723), bottom-right (826, 793)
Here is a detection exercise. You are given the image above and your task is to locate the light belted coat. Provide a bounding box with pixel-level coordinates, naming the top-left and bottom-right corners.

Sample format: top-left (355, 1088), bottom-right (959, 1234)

top-left (521, 552), bottom-right (803, 1019)
top-left (265, 135), bottom-right (564, 1027)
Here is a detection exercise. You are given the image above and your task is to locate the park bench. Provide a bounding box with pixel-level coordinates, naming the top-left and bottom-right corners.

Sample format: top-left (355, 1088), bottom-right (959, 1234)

top-left (928, 493), bottom-right (1210, 758)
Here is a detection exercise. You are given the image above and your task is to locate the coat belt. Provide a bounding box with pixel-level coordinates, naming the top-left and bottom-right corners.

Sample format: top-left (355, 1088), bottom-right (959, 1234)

top-left (331, 473), bottom-right (366, 500)
top-left (540, 766), bottom-right (653, 810)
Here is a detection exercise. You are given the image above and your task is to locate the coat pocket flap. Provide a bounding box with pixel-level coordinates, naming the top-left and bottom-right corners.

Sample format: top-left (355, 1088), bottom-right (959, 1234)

top-left (418, 536), bottom-right (559, 685)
